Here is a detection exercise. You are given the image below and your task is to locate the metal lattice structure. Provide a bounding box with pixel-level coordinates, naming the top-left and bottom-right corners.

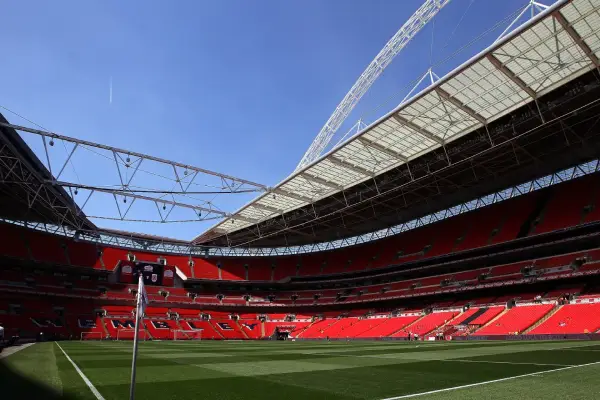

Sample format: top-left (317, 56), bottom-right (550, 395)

top-left (295, 0), bottom-right (452, 171)
top-left (0, 121), bottom-right (268, 226)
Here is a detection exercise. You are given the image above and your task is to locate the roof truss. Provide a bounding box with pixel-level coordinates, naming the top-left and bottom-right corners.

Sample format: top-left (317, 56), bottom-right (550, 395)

top-left (392, 114), bottom-right (444, 144)
top-left (486, 53), bottom-right (538, 98)
top-left (357, 136), bottom-right (409, 162)
top-left (327, 156), bottom-right (374, 177)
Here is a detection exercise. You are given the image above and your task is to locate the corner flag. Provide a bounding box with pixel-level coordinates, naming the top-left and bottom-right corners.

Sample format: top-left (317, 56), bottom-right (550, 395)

top-left (137, 274), bottom-right (149, 315)
top-left (129, 274), bottom-right (148, 400)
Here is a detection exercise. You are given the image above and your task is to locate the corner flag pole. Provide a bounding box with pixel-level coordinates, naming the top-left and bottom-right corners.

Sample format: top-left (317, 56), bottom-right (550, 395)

top-left (129, 274), bottom-right (147, 400)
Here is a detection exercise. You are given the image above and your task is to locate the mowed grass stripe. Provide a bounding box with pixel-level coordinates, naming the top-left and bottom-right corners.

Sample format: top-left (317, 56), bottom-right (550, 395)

top-left (392, 361), bottom-right (600, 400)
top-left (379, 360), bottom-right (600, 399)
top-left (51, 340), bottom-right (600, 400)
top-left (60, 340), bottom-right (599, 374)
top-left (65, 341), bottom-right (595, 370)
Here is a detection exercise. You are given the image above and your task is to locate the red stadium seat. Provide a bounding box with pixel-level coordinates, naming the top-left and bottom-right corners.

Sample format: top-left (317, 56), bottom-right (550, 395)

top-left (475, 304), bottom-right (554, 335)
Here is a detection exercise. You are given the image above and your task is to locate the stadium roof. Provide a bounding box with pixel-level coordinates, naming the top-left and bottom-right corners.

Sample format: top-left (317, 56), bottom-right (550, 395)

top-left (196, 0), bottom-right (600, 245)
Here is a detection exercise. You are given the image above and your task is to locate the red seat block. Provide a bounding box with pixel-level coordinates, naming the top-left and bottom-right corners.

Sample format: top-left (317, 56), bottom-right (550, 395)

top-left (476, 304), bottom-right (553, 335)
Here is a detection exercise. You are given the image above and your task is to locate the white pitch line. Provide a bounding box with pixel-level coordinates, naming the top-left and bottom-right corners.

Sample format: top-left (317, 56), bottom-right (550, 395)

top-left (564, 349), bottom-right (600, 352)
top-left (307, 352), bottom-right (568, 367)
top-left (379, 360), bottom-right (600, 400)
top-left (56, 342), bottom-right (105, 400)
top-left (440, 359), bottom-right (569, 367)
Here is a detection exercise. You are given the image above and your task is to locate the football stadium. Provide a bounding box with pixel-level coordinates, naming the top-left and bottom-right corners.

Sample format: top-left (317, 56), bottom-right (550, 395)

top-left (3, 0), bottom-right (600, 399)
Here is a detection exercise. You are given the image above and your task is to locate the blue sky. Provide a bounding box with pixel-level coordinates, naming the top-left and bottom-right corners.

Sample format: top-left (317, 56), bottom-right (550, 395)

top-left (0, 0), bottom-right (555, 241)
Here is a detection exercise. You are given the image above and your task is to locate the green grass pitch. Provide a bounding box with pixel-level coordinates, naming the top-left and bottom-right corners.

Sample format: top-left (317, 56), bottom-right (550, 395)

top-left (2, 340), bottom-right (600, 399)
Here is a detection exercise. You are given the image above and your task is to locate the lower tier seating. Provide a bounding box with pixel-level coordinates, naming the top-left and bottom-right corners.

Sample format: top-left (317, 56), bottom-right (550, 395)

top-left (2, 286), bottom-right (600, 340)
top-left (528, 303), bottom-right (600, 334)
top-left (392, 311), bottom-right (458, 337)
top-left (475, 304), bottom-right (554, 335)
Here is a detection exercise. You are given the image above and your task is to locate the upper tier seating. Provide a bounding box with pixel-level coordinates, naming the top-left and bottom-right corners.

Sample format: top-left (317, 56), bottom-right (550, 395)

top-left (534, 178), bottom-right (593, 234)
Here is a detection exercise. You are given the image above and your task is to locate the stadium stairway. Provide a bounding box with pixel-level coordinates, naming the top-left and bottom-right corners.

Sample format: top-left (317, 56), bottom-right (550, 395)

top-left (142, 321), bottom-right (154, 340)
top-left (234, 320), bottom-right (250, 339)
top-left (99, 317), bottom-right (110, 338)
top-left (208, 320), bottom-right (226, 339)
top-left (345, 318), bottom-right (387, 338)
top-left (522, 304), bottom-right (563, 334)
top-left (429, 312), bottom-right (465, 338)
top-left (474, 308), bottom-right (508, 333)
top-left (517, 191), bottom-right (551, 238)
top-left (174, 320), bottom-right (191, 339)
top-left (294, 320), bottom-right (316, 337)
top-left (63, 317), bottom-right (75, 338)
top-left (298, 319), bottom-right (336, 338)
top-left (317, 319), bottom-right (343, 338)
top-left (450, 308), bottom-right (479, 325)
top-left (389, 313), bottom-right (426, 336)
top-left (475, 304), bottom-right (554, 335)
top-left (355, 316), bottom-right (419, 338)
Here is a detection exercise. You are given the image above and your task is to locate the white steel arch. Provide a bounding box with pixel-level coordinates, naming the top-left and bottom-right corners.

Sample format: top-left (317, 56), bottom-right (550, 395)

top-left (295, 0), bottom-right (452, 171)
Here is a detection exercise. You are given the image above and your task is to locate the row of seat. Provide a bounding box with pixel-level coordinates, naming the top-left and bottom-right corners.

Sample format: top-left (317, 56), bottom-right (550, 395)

top-left (2, 174), bottom-right (600, 281)
top-left (4, 294), bottom-right (600, 340)
top-left (2, 247), bottom-right (598, 310)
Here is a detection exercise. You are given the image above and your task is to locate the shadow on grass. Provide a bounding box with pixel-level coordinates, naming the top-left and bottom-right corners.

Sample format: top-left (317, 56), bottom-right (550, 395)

top-left (0, 357), bottom-right (78, 399)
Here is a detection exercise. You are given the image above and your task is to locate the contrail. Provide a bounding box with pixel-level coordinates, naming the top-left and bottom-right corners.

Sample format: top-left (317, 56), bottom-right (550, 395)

top-left (109, 76), bottom-right (113, 105)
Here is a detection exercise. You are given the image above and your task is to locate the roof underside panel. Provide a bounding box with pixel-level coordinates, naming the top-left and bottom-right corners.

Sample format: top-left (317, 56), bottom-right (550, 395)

top-left (196, 0), bottom-right (600, 244)
top-left (442, 58), bottom-right (530, 120)
top-left (398, 90), bottom-right (480, 141)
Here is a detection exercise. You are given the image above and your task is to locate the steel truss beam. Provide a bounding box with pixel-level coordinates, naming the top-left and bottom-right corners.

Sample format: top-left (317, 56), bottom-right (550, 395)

top-left (300, 173), bottom-right (343, 190)
top-left (53, 180), bottom-right (229, 218)
top-left (486, 53), bottom-right (537, 98)
top-left (0, 142), bottom-right (87, 230)
top-left (327, 156), bottom-right (373, 177)
top-left (392, 114), bottom-right (444, 144)
top-left (0, 122), bottom-right (267, 191)
top-left (251, 202), bottom-right (282, 214)
top-left (272, 189), bottom-right (313, 203)
top-left (0, 121), bottom-right (269, 224)
top-left (357, 136), bottom-right (408, 162)
top-left (553, 10), bottom-right (600, 67)
top-left (434, 87), bottom-right (487, 125)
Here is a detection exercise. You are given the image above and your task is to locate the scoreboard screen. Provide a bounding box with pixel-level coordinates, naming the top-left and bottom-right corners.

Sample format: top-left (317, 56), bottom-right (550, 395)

top-left (134, 263), bottom-right (164, 286)
top-left (119, 261), bottom-right (175, 286)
